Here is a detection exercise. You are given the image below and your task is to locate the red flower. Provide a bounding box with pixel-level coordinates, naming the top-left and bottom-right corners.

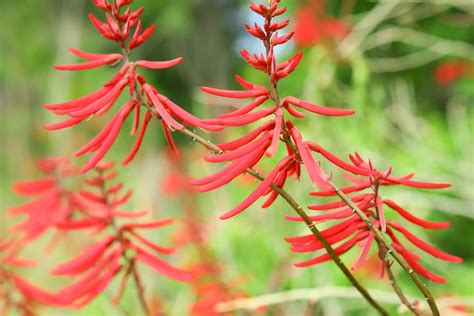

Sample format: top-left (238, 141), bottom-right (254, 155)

top-left (52, 162), bottom-right (192, 308)
top-left (0, 239), bottom-right (58, 314)
top-left (8, 157), bottom-right (76, 241)
top-left (194, 1), bottom-right (354, 219)
top-left (293, 0), bottom-right (350, 47)
top-left (45, 0), bottom-right (220, 174)
top-left (434, 60), bottom-right (473, 85)
top-left (286, 153), bottom-right (462, 283)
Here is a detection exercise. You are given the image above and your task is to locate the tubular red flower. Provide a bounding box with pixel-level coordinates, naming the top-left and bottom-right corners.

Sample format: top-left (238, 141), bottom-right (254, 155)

top-left (134, 245), bottom-right (193, 282)
top-left (201, 85), bottom-right (270, 99)
top-left (156, 94), bottom-right (223, 131)
top-left (388, 221), bottom-right (463, 263)
top-left (135, 57), bottom-right (183, 69)
top-left (51, 235), bottom-right (115, 276)
top-left (9, 158), bottom-right (75, 240)
top-left (266, 108), bottom-right (283, 156)
top-left (352, 232), bottom-right (375, 270)
top-left (12, 178), bottom-right (56, 196)
top-left (129, 24), bottom-right (156, 49)
top-left (216, 121), bottom-right (275, 151)
top-left (217, 96), bottom-right (269, 119)
top-left (54, 54), bottom-right (123, 71)
top-left (204, 107), bottom-right (277, 127)
top-left (204, 132), bottom-right (272, 163)
top-left (143, 84), bottom-right (185, 131)
top-left (384, 199), bottom-right (450, 230)
top-left (79, 101), bottom-right (135, 174)
top-left (285, 96), bottom-right (355, 117)
top-left (11, 275), bottom-right (59, 305)
top-left (295, 231), bottom-right (369, 267)
top-left (290, 126), bottom-right (331, 190)
top-left (194, 147), bottom-right (267, 191)
top-left (219, 156), bottom-right (291, 220)
top-left (122, 111), bottom-right (153, 166)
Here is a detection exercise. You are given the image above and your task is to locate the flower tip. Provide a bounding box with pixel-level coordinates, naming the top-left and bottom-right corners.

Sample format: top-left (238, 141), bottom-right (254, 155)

top-left (79, 166), bottom-right (91, 175)
top-left (294, 262), bottom-right (306, 268)
top-left (284, 215), bottom-right (302, 222)
top-left (199, 86), bottom-right (211, 93)
top-left (218, 213), bottom-right (233, 220)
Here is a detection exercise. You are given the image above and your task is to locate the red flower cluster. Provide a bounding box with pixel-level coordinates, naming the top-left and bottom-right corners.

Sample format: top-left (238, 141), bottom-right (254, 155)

top-left (286, 151), bottom-right (462, 283)
top-left (193, 0), bottom-right (354, 219)
top-left (45, 0), bottom-right (219, 174)
top-left (433, 60), bottom-right (473, 85)
top-left (293, 0), bottom-right (350, 47)
top-left (0, 239), bottom-right (56, 315)
top-left (9, 158), bottom-right (76, 241)
top-left (49, 162), bottom-right (192, 308)
top-left (5, 159), bottom-right (191, 312)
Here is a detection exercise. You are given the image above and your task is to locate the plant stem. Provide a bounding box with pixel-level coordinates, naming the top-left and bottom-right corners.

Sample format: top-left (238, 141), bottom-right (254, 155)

top-left (374, 186), bottom-right (419, 315)
top-left (130, 259), bottom-right (151, 316)
top-left (178, 128), bottom-right (388, 316)
top-left (383, 252), bottom-right (420, 315)
top-left (99, 172), bottom-right (151, 316)
top-left (329, 181), bottom-right (439, 316)
top-left (124, 19), bottom-right (381, 316)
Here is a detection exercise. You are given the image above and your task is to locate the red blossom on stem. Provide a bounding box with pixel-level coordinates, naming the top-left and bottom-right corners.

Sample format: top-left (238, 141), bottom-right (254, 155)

top-left (8, 157), bottom-right (77, 241)
top-left (293, 0), bottom-right (351, 47)
top-left (286, 153), bottom-right (462, 283)
top-left (45, 0), bottom-right (220, 174)
top-left (433, 60), bottom-right (473, 85)
top-left (194, 0), bottom-right (354, 219)
top-left (0, 239), bottom-right (58, 314)
top-left (51, 162), bottom-right (192, 309)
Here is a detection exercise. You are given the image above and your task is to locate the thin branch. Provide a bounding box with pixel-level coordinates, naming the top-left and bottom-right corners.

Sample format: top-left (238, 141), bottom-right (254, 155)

top-left (374, 186), bottom-right (419, 315)
top-left (130, 260), bottom-right (151, 316)
top-left (128, 66), bottom-right (387, 313)
top-left (329, 180), bottom-right (440, 316)
top-left (178, 127), bottom-right (388, 315)
top-left (379, 246), bottom-right (420, 315)
top-left (215, 286), bottom-right (474, 314)
top-left (102, 174), bottom-right (151, 316)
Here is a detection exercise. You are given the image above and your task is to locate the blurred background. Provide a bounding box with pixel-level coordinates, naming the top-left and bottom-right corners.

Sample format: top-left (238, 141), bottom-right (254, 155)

top-left (0, 0), bottom-right (473, 315)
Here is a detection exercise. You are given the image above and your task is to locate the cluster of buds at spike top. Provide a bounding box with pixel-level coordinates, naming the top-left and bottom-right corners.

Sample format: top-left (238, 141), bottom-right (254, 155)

top-left (8, 158), bottom-right (77, 241)
top-left (49, 162), bottom-right (192, 308)
top-left (193, 1), bottom-right (354, 219)
top-left (0, 239), bottom-right (58, 314)
top-left (45, 0), bottom-right (220, 174)
top-left (89, 0), bottom-right (148, 48)
top-left (286, 151), bottom-right (462, 283)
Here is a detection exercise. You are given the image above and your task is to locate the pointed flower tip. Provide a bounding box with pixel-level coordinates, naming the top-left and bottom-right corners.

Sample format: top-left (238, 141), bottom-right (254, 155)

top-left (219, 212), bottom-right (235, 220)
top-left (79, 166), bottom-right (91, 175)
